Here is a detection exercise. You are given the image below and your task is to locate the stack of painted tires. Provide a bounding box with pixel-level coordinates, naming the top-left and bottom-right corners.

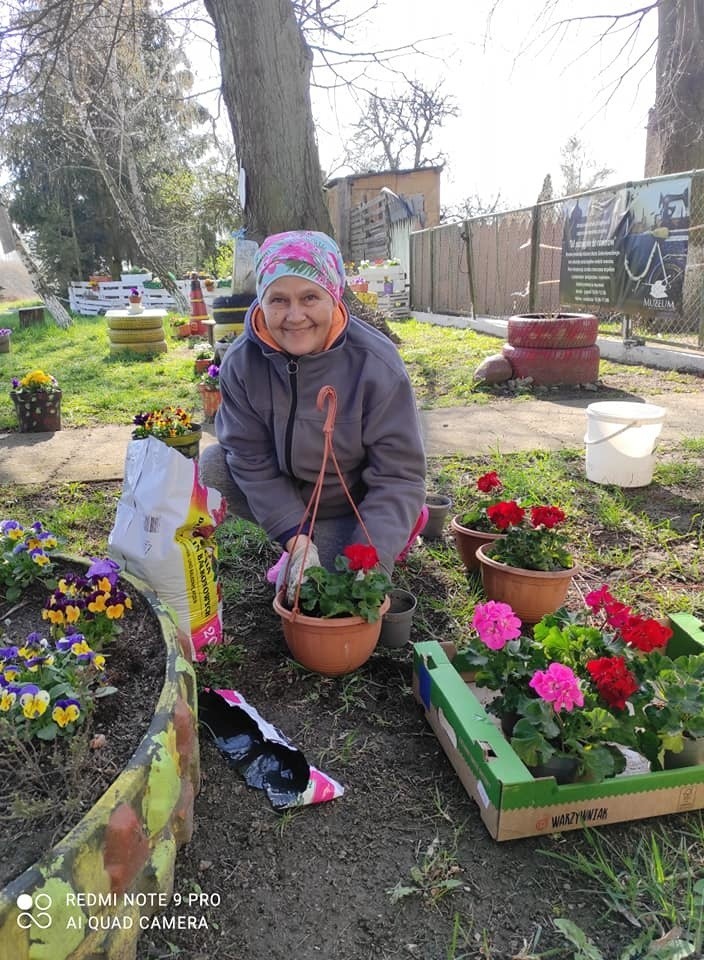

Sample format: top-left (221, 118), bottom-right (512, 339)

top-left (502, 312), bottom-right (599, 386)
top-left (107, 314), bottom-right (168, 355)
top-left (212, 293), bottom-right (253, 341)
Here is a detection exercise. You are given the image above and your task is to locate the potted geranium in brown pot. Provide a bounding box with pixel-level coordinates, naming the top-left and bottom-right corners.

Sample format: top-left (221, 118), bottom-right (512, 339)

top-left (475, 501), bottom-right (577, 623)
top-left (451, 471), bottom-right (506, 571)
top-left (273, 542), bottom-right (391, 676)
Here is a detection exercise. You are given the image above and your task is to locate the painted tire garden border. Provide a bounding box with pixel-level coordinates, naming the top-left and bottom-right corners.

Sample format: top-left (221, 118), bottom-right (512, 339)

top-left (507, 312), bottom-right (599, 349)
top-left (501, 343), bottom-right (600, 386)
top-left (0, 563), bottom-right (200, 960)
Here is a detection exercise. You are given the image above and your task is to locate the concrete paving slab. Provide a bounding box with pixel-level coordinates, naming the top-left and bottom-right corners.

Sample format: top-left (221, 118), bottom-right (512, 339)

top-left (0, 392), bottom-right (701, 485)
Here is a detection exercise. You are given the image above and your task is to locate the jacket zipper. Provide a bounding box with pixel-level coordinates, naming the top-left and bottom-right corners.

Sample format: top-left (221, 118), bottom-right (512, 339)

top-left (284, 357), bottom-right (299, 475)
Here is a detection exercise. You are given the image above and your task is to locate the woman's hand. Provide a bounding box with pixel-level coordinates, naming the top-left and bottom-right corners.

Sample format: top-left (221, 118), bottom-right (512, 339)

top-left (279, 535), bottom-right (320, 604)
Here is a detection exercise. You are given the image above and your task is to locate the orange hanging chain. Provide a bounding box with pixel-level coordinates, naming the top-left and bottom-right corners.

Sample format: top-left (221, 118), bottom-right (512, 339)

top-left (287, 384), bottom-right (375, 614)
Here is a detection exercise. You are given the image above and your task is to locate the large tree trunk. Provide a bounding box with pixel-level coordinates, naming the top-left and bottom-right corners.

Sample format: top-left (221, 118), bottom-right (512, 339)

top-left (645, 1), bottom-right (704, 175)
top-left (203, 0), bottom-right (334, 242)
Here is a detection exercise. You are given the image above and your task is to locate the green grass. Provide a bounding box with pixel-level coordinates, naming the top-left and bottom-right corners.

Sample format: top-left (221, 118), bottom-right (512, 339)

top-left (0, 304), bottom-right (202, 430)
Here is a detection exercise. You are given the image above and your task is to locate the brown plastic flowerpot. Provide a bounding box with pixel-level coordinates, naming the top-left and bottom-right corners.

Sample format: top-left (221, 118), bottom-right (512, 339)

top-left (476, 543), bottom-right (577, 624)
top-left (450, 515), bottom-right (502, 572)
top-left (273, 589), bottom-right (390, 676)
top-left (198, 385), bottom-right (222, 423)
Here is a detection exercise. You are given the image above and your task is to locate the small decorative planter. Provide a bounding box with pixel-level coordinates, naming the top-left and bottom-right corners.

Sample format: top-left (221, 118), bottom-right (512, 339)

top-left (198, 385), bottom-right (222, 423)
top-left (475, 543), bottom-right (577, 623)
top-left (424, 494), bottom-right (452, 539)
top-left (128, 296), bottom-right (143, 314)
top-left (0, 568), bottom-right (199, 960)
top-left (160, 426), bottom-right (202, 460)
top-left (194, 357), bottom-right (213, 374)
top-left (11, 388), bottom-right (62, 432)
top-left (135, 426), bottom-right (202, 460)
top-left (450, 516), bottom-right (501, 572)
top-left (273, 589), bottom-right (390, 676)
top-left (379, 588), bottom-right (417, 649)
top-left (0, 330), bottom-right (11, 354)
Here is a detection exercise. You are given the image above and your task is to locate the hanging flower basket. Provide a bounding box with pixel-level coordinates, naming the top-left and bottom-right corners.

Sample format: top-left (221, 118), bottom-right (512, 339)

top-left (272, 386), bottom-right (391, 676)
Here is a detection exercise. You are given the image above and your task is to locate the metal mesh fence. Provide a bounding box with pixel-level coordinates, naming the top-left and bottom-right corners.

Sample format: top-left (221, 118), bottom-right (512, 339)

top-left (410, 170), bottom-right (704, 351)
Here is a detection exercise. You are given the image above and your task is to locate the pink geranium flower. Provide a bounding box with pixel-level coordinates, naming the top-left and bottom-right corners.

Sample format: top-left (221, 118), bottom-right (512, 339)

top-left (471, 601), bottom-right (522, 650)
top-left (529, 663), bottom-right (584, 712)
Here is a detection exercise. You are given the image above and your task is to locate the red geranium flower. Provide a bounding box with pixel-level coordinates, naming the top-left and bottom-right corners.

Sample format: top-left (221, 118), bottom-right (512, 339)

top-left (586, 656), bottom-right (639, 709)
top-left (343, 544), bottom-right (379, 572)
top-left (530, 505), bottom-right (566, 529)
top-left (620, 615), bottom-right (672, 653)
top-left (486, 500), bottom-right (525, 530)
top-left (477, 471), bottom-right (502, 494)
top-left (604, 599), bottom-right (632, 629)
top-left (585, 585), bottom-right (614, 611)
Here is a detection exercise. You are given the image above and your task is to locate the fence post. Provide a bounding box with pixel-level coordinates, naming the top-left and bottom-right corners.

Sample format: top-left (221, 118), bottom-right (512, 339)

top-left (429, 227), bottom-right (436, 313)
top-left (461, 220), bottom-right (476, 319)
top-left (528, 204), bottom-right (541, 313)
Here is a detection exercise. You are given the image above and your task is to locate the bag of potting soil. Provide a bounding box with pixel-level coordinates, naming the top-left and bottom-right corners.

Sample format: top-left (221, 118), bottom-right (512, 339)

top-left (108, 437), bottom-right (228, 660)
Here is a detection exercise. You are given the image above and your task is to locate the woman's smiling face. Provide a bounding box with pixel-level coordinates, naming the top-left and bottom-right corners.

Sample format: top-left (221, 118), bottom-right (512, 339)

top-left (261, 276), bottom-right (335, 355)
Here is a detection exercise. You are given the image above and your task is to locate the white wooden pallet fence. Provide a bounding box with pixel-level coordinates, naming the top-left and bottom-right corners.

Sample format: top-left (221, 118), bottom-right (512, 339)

top-left (68, 279), bottom-right (228, 316)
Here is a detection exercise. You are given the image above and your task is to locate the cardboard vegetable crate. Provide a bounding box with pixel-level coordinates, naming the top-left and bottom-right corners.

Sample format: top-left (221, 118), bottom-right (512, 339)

top-left (413, 612), bottom-right (704, 841)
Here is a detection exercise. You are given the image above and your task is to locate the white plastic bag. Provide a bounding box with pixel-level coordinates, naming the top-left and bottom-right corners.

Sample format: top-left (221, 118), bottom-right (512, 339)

top-left (108, 437), bottom-right (226, 660)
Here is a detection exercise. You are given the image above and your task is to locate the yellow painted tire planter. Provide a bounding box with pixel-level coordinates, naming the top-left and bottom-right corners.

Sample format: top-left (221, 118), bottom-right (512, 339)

top-left (0, 565), bottom-right (200, 960)
top-left (108, 328), bottom-right (168, 344)
top-left (107, 317), bottom-right (165, 332)
top-left (109, 341), bottom-right (168, 355)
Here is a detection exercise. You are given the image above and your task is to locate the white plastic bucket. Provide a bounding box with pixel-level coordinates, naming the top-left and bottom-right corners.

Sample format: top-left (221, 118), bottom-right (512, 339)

top-left (584, 401), bottom-right (666, 487)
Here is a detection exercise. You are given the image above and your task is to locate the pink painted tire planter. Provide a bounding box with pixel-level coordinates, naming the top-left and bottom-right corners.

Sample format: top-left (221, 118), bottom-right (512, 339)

top-left (507, 313), bottom-right (599, 349)
top-left (502, 343), bottom-right (600, 386)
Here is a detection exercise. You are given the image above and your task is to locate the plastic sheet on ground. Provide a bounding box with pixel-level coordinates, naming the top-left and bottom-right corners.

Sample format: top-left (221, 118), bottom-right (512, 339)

top-left (199, 688), bottom-right (344, 809)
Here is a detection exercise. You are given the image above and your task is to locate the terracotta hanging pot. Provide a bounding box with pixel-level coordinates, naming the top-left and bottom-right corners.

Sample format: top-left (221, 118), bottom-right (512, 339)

top-left (450, 515), bottom-right (502, 572)
top-left (475, 543), bottom-right (577, 623)
top-left (273, 590), bottom-right (390, 677)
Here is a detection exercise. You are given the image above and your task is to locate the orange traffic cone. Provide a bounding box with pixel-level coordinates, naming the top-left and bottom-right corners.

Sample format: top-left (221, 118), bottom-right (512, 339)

top-left (189, 272), bottom-right (209, 335)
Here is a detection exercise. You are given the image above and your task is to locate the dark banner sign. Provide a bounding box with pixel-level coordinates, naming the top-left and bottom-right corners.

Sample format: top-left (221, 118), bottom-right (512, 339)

top-left (559, 176), bottom-right (691, 315)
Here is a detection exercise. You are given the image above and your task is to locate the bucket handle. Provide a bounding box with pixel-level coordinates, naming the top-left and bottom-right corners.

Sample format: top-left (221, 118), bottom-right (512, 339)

top-left (584, 419), bottom-right (658, 446)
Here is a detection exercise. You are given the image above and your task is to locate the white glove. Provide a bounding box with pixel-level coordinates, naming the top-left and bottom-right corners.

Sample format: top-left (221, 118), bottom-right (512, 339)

top-left (277, 537), bottom-right (320, 605)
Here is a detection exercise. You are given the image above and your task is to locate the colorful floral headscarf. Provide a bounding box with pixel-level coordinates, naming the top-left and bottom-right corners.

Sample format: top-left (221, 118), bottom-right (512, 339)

top-left (255, 231), bottom-right (346, 303)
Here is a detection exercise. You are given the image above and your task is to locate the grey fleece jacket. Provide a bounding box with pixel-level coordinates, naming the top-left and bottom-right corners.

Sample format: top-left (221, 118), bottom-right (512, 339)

top-left (213, 302), bottom-right (427, 571)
